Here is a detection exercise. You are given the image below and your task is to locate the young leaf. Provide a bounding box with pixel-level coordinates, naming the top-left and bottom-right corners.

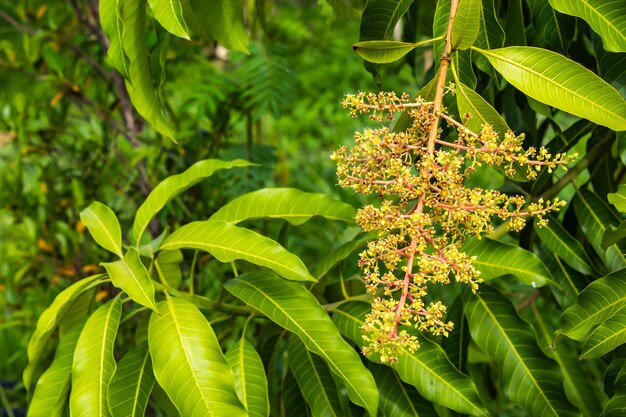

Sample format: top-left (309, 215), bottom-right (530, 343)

top-left (80, 201), bottom-right (123, 257)
top-left (160, 221), bottom-right (315, 282)
top-left (462, 237), bottom-right (554, 287)
top-left (102, 248), bottom-right (157, 311)
top-left (581, 310), bottom-right (626, 360)
top-left (332, 301), bottom-right (486, 416)
top-left (132, 158), bottom-right (253, 244)
top-left (608, 184), bottom-right (626, 213)
top-left (225, 337), bottom-right (270, 417)
top-left (210, 188), bottom-right (356, 225)
top-left (108, 342), bottom-right (155, 417)
top-left (352, 40), bottom-right (432, 64)
top-left (534, 215), bottom-right (594, 275)
top-left (148, 297), bottom-right (246, 417)
top-left (463, 286), bottom-right (577, 417)
top-left (287, 336), bottom-right (343, 417)
top-left (24, 274), bottom-right (106, 390)
top-left (70, 298), bottom-right (122, 417)
top-left (148, 0), bottom-right (190, 39)
top-left (548, 0), bottom-right (626, 53)
top-left (451, 0), bottom-right (481, 50)
top-left (224, 272), bottom-right (379, 417)
top-left (561, 268), bottom-right (626, 341)
top-left (99, 0), bottom-right (130, 78)
top-left (473, 46), bottom-right (626, 131)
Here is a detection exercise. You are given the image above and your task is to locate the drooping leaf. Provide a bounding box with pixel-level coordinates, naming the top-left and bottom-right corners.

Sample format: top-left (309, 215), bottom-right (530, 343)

top-left (332, 301), bottom-right (486, 416)
top-left (24, 274), bottom-right (106, 390)
top-left (133, 158), bottom-right (253, 243)
top-left (210, 188), bottom-right (356, 225)
top-left (526, 0), bottom-right (575, 52)
top-left (99, 0), bottom-right (130, 78)
top-left (474, 0), bottom-right (504, 75)
top-left (28, 323), bottom-right (83, 417)
top-left (473, 46), bottom-right (626, 131)
top-left (440, 296), bottom-right (469, 372)
top-left (370, 364), bottom-right (438, 417)
top-left (352, 40), bottom-right (435, 64)
top-left (188, 0), bottom-right (248, 52)
top-left (451, 0), bottom-right (481, 50)
top-left (561, 268), bottom-right (626, 341)
top-left (224, 272), bottom-right (379, 416)
top-left (548, 0), bottom-right (626, 52)
top-left (312, 236), bottom-right (368, 280)
top-left (534, 215), bottom-right (594, 275)
top-left (108, 342), bottom-right (155, 417)
top-left (160, 221), bottom-right (315, 282)
top-left (463, 286), bottom-right (577, 417)
top-left (608, 185), bottom-right (626, 213)
top-left (102, 248), bottom-right (157, 311)
top-left (148, 297), bottom-right (246, 417)
top-left (148, 0), bottom-right (190, 39)
top-left (455, 81), bottom-right (510, 136)
top-left (287, 336), bottom-right (343, 417)
top-left (581, 310), bottom-right (626, 359)
top-left (70, 298), bottom-right (122, 417)
top-left (80, 201), bottom-right (123, 257)
top-left (462, 237), bottom-right (554, 287)
top-left (225, 337), bottom-right (270, 417)
top-left (453, 50), bottom-right (477, 89)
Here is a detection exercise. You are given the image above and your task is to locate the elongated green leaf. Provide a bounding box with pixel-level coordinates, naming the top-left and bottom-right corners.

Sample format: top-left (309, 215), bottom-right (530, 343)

top-left (474, 0), bottom-right (504, 76)
top-left (224, 272), bottom-right (379, 416)
top-left (609, 184), bottom-right (626, 213)
top-left (161, 221), bottom-right (314, 282)
top-left (102, 248), bottom-right (157, 311)
top-left (473, 46), bottom-right (626, 131)
top-left (133, 159), bottom-right (253, 243)
top-left (313, 237), bottom-right (368, 280)
top-left (149, 297), bottom-right (246, 417)
top-left (332, 301), bottom-right (486, 416)
top-left (187, 0), bottom-right (248, 52)
top-left (603, 222), bottom-right (626, 250)
top-left (24, 274), bottom-right (105, 390)
top-left (581, 310), bottom-right (626, 359)
top-left (211, 188), bottom-right (356, 225)
top-left (359, 0), bottom-right (413, 41)
top-left (70, 298), bottom-right (122, 417)
top-left (123, 0), bottom-right (175, 137)
top-left (80, 201), bottom-right (123, 257)
top-left (148, 0), bottom-right (190, 39)
top-left (541, 252), bottom-right (585, 309)
top-left (463, 286), bottom-right (576, 417)
top-left (287, 336), bottom-right (343, 417)
top-left (440, 296), bottom-right (469, 372)
top-left (451, 0), bottom-right (481, 50)
top-left (107, 342), bottom-right (154, 417)
top-left (352, 40), bottom-right (432, 64)
top-left (282, 370), bottom-right (309, 417)
top-left (370, 364), bottom-right (438, 417)
top-left (28, 323), bottom-right (83, 417)
top-left (225, 337), bottom-right (269, 417)
top-left (463, 237), bottom-right (554, 287)
top-left (561, 268), bottom-right (626, 341)
top-left (573, 189), bottom-right (626, 272)
top-left (534, 215), bottom-right (594, 275)
top-left (99, 0), bottom-right (130, 78)
top-left (526, 0), bottom-right (575, 52)
top-left (548, 0), bottom-right (626, 52)
top-left (153, 249), bottom-right (183, 289)
top-left (455, 81), bottom-right (510, 136)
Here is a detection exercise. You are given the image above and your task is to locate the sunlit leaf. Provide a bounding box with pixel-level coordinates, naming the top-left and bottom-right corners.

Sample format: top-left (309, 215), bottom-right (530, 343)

top-left (187, 0), bottom-right (248, 52)
top-left (225, 337), bottom-right (269, 417)
top-left (224, 272), bottom-right (379, 416)
top-left (581, 310), bottom-right (626, 359)
top-left (608, 184), bottom-right (626, 213)
top-left (108, 342), bottom-right (155, 417)
top-left (148, 0), bottom-right (190, 39)
top-left (148, 297), bottom-right (246, 417)
top-left (153, 249), bottom-right (183, 289)
top-left (99, 0), bottom-right (130, 78)
top-left (70, 298), bottom-right (122, 417)
top-left (352, 40), bottom-right (434, 64)
top-left (102, 248), bottom-right (157, 311)
top-left (451, 0), bottom-right (481, 50)
top-left (80, 201), bottom-right (123, 257)
top-left (534, 215), bottom-right (594, 275)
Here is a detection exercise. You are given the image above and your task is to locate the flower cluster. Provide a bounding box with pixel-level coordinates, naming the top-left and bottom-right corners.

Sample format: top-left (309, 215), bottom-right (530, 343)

top-left (332, 92), bottom-right (575, 364)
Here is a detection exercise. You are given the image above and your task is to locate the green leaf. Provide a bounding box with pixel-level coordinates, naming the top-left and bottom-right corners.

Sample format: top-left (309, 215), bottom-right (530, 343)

top-left (548, 0), bottom-right (626, 52)
top-left (133, 158), bottom-right (253, 243)
top-left (352, 40), bottom-right (434, 64)
top-left (224, 272), bottom-right (379, 416)
top-left (526, 0), bottom-right (575, 52)
top-left (462, 237), bottom-right (554, 287)
top-left (70, 298), bottom-right (122, 417)
top-left (440, 296), bottom-right (469, 372)
top-left (80, 201), bottom-right (123, 257)
top-left (148, 297), bottom-right (246, 417)
top-left (603, 223), bottom-right (626, 250)
top-left (24, 274), bottom-right (106, 390)
top-left (187, 0), bottom-right (248, 52)
top-left (370, 364), bottom-right (438, 417)
top-left (609, 184), bottom-right (626, 213)
top-left (473, 46), bottom-right (626, 131)
top-left (332, 301), bottom-right (487, 416)
top-left (312, 237), bottom-right (368, 280)
top-left (28, 323), bottom-right (83, 417)
top-left (463, 286), bottom-right (577, 417)
top-left (581, 310), bottom-right (626, 359)
top-left (451, 0), bottom-right (481, 50)
top-left (108, 342), bottom-right (155, 417)
top-left (161, 220), bottom-right (314, 282)
top-left (455, 81), bottom-right (510, 135)
top-left (122, 0), bottom-right (175, 137)
top-left (561, 268), bottom-right (626, 341)
top-left (102, 248), bottom-right (157, 311)
top-left (359, 0), bottom-right (413, 41)
top-left (225, 337), bottom-right (270, 417)
top-left (210, 188), bottom-right (356, 225)
top-left (99, 0), bottom-right (130, 78)
top-left (153, 249), bottom-right (183, 289)
top-left (287, 336), bottom-right (343, 417)
top-left (541, 252), bottom-right (585, 309)
top-left (534, 215), bottom-right (594, 275)
top-left (148, 0), bottom-right (190, 39)
top-left (474, 0), bottom-right (504, 75)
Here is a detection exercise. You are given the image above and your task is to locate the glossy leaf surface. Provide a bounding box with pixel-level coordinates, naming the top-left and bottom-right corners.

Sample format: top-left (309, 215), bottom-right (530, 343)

top-left (608, 184), bottom-right (626, 213)
top-left (98, 0), bottom-right (130, 78)
top-left (534, 215), bottom-right (594, 275)
top-left (80, 201), bottom-right (123, 257)
top-left (148, 0), bottom-right (190, 39)
top-left (352, 40), bottom-right (434, 64)
top-left (225, 337), bottom-right (269, 417)
top-left (581, 310), bottom-right (626, 359)
top-left (108, 342), bottom-right (155, 417)
top-left (455, 81), bottom-right (510, 136)
top-left (370, 364), bottom-right (438, 417)
top-left (102, 248), bottom-right (157, 311)
top-left (451, 0), bottom-right (481, 50)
